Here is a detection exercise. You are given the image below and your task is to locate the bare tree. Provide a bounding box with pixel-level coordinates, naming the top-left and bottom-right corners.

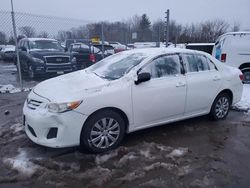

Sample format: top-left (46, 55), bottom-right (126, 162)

top-left (179, 19), bottom-right (229, 43)
top-left (19, 26), bottom-right (36, 37)
top-left (57, 30), bottom-right (67, 41)
top-left (0, 31), bottom-right (7, 44)
top-left (231, 22), bottom-right (241, 32)
top-left (70, 26), bottom-right (89, 39)
top-left (38, 31), bottom-right (49, 38)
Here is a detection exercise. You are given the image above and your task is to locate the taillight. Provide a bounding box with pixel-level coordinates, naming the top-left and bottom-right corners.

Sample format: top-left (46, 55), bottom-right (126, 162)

top-left (239, 74), bottom-right (244, 81)
top-left (221, 53), bottom-right (227, 62)
top-left (89, 54), bottom-right (96, 63)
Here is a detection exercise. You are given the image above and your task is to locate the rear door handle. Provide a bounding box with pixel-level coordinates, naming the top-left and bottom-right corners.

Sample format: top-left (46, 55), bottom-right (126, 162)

top-left (176, 82), bottom-right (186, 87)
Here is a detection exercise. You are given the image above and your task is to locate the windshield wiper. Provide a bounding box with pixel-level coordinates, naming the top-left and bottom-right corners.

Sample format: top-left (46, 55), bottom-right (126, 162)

top-left (92, 72), bottom-right (117, 80)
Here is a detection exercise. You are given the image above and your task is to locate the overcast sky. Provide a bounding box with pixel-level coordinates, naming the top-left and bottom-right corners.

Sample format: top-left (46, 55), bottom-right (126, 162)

top-left (1, 0), bottom-right (250, 29)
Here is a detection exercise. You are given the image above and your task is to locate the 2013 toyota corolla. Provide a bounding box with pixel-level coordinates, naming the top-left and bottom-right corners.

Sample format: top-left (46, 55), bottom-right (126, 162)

top-left (23, 48), bottom-right (243, 153)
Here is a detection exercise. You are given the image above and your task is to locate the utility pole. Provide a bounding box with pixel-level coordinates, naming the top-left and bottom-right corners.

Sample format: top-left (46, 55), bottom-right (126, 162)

top-left (165, 9), bottom-right (170, 47)
top-left (11, 0), bottom-right (23, 90)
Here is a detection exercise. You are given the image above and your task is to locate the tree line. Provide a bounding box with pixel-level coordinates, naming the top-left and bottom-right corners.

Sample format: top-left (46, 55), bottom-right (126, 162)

top-left (0, 13), bottom-right (241, 45)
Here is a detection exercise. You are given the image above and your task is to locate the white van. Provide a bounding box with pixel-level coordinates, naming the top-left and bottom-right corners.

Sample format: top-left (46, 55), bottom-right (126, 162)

top-left (212, 31), bottom-right (250, 83)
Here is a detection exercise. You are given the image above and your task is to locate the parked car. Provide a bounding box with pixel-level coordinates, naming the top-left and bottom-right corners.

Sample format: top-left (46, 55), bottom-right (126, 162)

top-left (0, 45), bottom-right (16, 62)
top-left (212, 31), bottom-right (250, 83)
top-left (92, 44), bottom-right (115, 56)
top-left (213, 31), bottom-right (250, 84)
top-left (65, 39), bottom-right (90, 51)
top-left (108, 41), bottom-right (127, 53)
top-left (68, 42), bottom-right (103, 69)
top-left (16, 38), bottom-right (77, 78)
top-left (169, 43), bottom-right (214, 55)
top-left (23, 48), bottom-right (243, 153)
top-left (186, 43), bottom-right (214, 55)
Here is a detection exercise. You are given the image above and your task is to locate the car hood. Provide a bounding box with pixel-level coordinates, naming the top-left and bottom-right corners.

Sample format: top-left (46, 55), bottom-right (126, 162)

top-left (33, 70), bottom-right (109, 102)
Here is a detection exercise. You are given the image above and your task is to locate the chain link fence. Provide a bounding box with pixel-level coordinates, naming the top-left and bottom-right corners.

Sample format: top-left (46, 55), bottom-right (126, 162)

top-left (0, 10), bottom-right (91, 44)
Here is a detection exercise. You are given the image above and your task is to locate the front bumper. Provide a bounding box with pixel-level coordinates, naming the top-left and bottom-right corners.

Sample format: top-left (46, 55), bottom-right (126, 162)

top-left (23, 94), bottom-right (87, 148)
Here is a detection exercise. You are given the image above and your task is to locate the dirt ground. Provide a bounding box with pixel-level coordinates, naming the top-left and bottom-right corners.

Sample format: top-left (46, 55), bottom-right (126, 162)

top-left (1, 61), bottom-right (250, 188)
top-left (0, 91), bottom-right (250, 188)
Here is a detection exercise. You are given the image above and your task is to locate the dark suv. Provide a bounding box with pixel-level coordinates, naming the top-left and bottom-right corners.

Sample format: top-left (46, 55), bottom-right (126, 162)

top-left (16, 38), bottom-right (77, 78)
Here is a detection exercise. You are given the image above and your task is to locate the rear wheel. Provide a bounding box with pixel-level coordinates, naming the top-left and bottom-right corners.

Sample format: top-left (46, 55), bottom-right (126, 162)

top-left (210, 93), bottom-right (231, 120)
top-left (242, 68), bottom-right (250, 84)
top-left (80, 110), bottom-right (125, 153)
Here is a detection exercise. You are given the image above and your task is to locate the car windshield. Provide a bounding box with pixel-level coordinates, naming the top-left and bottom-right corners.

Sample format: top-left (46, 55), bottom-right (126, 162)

top-left (29, 40), bottom-right (64, 51)
top-left (89, 52), bottom-right (148, 80)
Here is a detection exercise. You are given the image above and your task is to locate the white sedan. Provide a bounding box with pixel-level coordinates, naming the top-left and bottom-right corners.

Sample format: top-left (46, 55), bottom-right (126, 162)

top-left (23, 48), bottom-right (243, 153)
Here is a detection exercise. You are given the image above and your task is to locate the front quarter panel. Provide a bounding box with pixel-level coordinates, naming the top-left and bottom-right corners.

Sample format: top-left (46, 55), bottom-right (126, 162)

top-left (74, 77), bottom-right (134, 127)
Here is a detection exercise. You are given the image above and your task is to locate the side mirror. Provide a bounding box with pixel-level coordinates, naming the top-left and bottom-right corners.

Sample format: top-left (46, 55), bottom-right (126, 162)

top-left (135, 72), bottom-right (151, 85)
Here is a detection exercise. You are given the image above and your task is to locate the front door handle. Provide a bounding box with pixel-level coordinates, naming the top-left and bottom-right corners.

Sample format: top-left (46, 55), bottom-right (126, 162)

top-left (176, 82), bottom-right (186, 87)
top-left (213, 76), bottom-right (221, 81)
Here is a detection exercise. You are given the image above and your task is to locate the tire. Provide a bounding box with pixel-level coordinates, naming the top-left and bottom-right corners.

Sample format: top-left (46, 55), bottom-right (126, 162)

top-left (210, 93), bottom-right (231, 120)
top-left (28, 65), bottom-right (35, 79)
top-left (80, 110), bottom-right (126, 153)
top-left (242, 69), bottom-right (250, 84)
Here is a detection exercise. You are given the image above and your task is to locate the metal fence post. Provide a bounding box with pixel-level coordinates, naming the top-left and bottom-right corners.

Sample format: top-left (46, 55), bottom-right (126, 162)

top-left (11, 0), bottom-right (23, 90)
top-left (101, 22), bottom-right (105, 58)
top-left (165, 9), bottom-right (170, 47)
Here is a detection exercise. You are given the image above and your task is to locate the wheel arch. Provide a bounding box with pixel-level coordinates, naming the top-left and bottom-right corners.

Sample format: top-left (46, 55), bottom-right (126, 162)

top-left (212, 89), bottom-right (233, 110)
top-left (239, 62), bottom-right (250, 71)
top-left (80, 107), bottom-right (130, 136)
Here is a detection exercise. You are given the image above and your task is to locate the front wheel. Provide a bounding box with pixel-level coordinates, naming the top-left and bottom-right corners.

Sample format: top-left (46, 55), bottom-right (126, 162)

top-left (210, 93), bottom-right (231, 120)
top-left (28, 65), bottom-right (35, 79)
top-left (80, 110), bottom-right (125, 153)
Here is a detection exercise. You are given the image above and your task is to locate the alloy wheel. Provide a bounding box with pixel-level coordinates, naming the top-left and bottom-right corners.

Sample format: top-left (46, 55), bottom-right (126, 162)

top-left (90, 118), bottom-right (120, 149)
top-left (215, 97), bottom-right (229, 119)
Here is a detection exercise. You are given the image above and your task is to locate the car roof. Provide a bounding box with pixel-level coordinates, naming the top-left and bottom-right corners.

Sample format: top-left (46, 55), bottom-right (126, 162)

top-left (26, 38), bottom-right (57, 42)
top-left (186, 43), bottom-right (215, 46)
top-left (218, 31), bottom-right (250, 39)
top-left (123, 47), bottom-right (209, 57)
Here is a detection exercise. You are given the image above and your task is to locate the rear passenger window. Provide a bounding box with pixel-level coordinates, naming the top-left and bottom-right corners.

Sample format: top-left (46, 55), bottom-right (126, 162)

top-left (183, 54), bottom-right (210, 72)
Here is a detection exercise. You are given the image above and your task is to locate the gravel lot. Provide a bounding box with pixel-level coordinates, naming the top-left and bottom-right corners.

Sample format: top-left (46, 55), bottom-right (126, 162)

top-left (1, 61), bottom-right (250, 188)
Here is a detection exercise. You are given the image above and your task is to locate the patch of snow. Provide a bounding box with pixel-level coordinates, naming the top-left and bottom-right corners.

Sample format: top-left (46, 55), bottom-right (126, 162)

top-left (95, 150), bottom-right (118, 165)
top-left (3, 148), bottom-right (39, 177)
top-left (115, 152), bottom-right (137, 167)
top-left (139, 149), bottom-right (151, 158)
top-left (10, 123), bottom-right (24, 133)
top-left (167, 147), bottom-right (189, 158)
top-left (118, 170), bottom-right (145, 182)
top-left (233, 85), bottom-right (250, 114)
top-left (177, 165), bottom-right (192, 177)
top-left (75, 166), bottom-right (112, 186)
top-left (156, 145), bottom-right (172, 152)
top-left (0, 84), bottom-right (31, 94)
top-left (144, 162), bottom-right (174, 171)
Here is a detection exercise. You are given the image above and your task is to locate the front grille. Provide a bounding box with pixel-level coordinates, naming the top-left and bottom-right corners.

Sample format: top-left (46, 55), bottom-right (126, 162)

top-left (45, 56), bottom-right (70, 65)
top-left (27, 99), bottom-right (42, 110)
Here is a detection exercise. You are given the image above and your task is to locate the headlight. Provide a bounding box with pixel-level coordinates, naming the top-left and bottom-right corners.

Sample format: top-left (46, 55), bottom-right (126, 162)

top-left (32, 57), bottom-right (44, 64)
top-left (71, 57), bottom-right (76, 63)
top-left (47, 101), bottom-right (82, 113)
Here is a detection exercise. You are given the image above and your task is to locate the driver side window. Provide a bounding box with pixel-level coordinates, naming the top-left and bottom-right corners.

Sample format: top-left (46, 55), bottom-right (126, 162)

top-left (142, 54), bottom-right (181, 79)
